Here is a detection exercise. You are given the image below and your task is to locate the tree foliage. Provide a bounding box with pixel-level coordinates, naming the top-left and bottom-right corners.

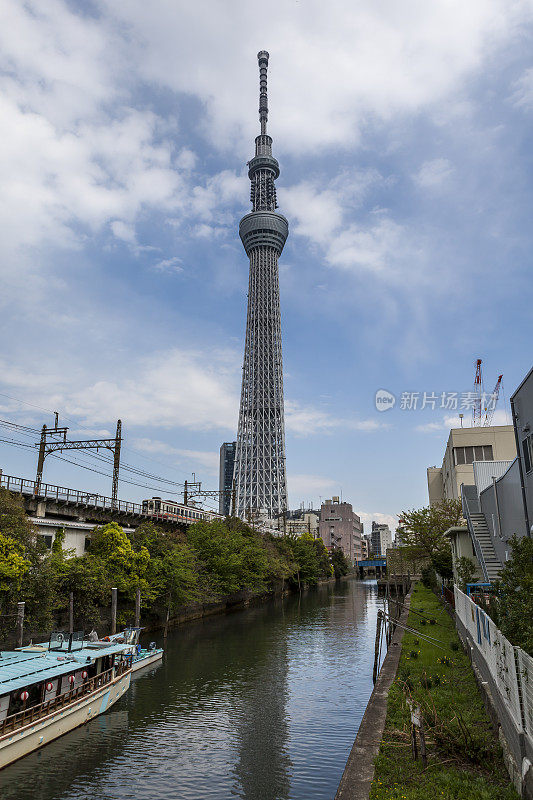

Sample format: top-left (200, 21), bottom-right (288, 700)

top-left (455, 556), bottom-right (477, 593)
top-left (331, 548), bottom-right (350, 579)
top-left (494, 535), bottom-right (533, 655)
top-left (398, 499), bottom-right (462, 563)
top-left (0, 492), bottom-right (336, 644)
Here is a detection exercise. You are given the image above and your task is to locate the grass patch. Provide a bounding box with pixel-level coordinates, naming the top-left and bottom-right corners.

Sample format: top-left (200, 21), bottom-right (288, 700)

top-left (369, 584), bottom-right (519, 800)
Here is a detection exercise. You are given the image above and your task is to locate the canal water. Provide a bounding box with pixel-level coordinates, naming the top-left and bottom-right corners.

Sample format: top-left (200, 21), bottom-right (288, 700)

top-left (1, 578), bottom-right (381, 800)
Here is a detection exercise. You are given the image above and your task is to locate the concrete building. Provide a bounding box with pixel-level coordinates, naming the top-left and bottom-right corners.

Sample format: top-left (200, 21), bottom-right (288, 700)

top-left (31, 517), bottom-right (136, 557)
top-left (285, 510), bottom-right (320, 537)
top-left (361, 537), bottom-right (369, 559)
top-left (219, 442), bottom-right (236, 515)
top-left (319, 497), bottom-right (363, 565)
top-left (427, 425), bottom-right (516, 505)
top-left (370, 522), bottom-right (393, 556)
top-left (443, 366), bottom-right (533, 586)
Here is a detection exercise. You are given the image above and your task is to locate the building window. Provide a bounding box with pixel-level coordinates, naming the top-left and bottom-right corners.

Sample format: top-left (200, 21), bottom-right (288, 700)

top-left (39, 534), bottom-right (53, 549)
top-left (453, 445), bottom-right (493, 465)
top-left (84, 537), bottom-right (91, 551)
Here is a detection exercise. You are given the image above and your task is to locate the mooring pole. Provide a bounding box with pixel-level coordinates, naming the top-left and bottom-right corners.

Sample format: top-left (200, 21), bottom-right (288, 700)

top-left (69, 592), bottom-right (74, 634)
top-left (111, 587), bottom-right (117, 635)
top-left (372, 610), bottom-right (383, 684)
top-left (16, 601), bottom-right (25, 648)
top-left (135, 588), bottom-right (141, 628)
top-left (164, 594), bottom-right (171, 640)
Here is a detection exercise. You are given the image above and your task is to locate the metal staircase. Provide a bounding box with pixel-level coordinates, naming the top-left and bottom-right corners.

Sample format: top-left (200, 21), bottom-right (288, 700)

top-left (467, 512), bottom-right (502, 582)
top-left (461, 484), bottom-right (503, 583)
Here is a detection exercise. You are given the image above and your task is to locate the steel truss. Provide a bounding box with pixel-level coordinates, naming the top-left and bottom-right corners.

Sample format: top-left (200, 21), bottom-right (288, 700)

top-left (233, 51), bottom-right (288, 520)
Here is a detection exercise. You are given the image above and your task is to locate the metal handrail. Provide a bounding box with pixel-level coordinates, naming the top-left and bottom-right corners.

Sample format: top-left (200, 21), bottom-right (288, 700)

top-left (0, 474), bottom-right (218, 524)
top-left (460, 484), bottom-right (489, 582)
top-left (0, 659), bottom-right (131, 737)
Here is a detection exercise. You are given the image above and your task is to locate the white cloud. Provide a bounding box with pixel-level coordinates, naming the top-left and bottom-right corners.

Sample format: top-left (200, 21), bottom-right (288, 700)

top-left (102, 0), bottom-right (531, 153)
top-left (0, 348), bottom-right (240, 433)
top-left (511, 67), bottom-right (533, 109)
top-left (415, 158), bottom-right (453, 188)
top-left (153, 257), bottom-right (184, 274)
top-left (133, 438), bottom-right (219, 474)
top-left (358, 511), bottom-right (399, 535)
top-left (415, 407), bottom-right (512, 432)
top-left (285, 400), bottom-right (386, 436)
top-left (288, 473), bottom-right (337, 497)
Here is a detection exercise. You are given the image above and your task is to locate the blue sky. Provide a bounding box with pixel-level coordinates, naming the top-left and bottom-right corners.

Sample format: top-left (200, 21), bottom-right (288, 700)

top-left (0, 0), bottom-right (532, 531)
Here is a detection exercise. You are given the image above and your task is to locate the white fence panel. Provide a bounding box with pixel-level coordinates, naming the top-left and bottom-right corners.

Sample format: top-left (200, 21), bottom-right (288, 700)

top-left (517, 648), bottom-right (533, 738)
top-left (453, 587), bottom-right (523, 732)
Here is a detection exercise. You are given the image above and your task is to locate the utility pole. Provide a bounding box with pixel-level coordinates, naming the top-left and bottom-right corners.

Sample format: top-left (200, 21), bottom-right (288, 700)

top-left (231, 480), bottom-right (236, 517)
top-left (184, 480), bottom-right (188, 506)
top-left (111, 419), bottom-right (121, 509)
top-left (34, 418), bottom-right (122, 503)
top-left (35, 425), bottom-right (47, 495)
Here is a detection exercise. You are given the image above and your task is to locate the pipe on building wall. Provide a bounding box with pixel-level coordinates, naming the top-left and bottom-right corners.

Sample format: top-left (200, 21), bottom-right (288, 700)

top-left (510, 396), bottom-right (531, 538)
top-left (492, 476), bottom-right (502, 539)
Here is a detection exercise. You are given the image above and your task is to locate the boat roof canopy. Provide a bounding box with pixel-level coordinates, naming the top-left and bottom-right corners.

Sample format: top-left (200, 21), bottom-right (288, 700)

top-left (0, 642), bottom-right (131, 696)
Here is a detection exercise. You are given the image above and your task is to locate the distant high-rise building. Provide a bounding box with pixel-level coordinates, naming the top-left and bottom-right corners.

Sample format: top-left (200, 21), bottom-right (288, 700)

top-left (233, 51), bottom-right (288, 520)
top-left (371, 522), bottom-right (393, 557)
top-left (219, 442), bottom-right (236, 515)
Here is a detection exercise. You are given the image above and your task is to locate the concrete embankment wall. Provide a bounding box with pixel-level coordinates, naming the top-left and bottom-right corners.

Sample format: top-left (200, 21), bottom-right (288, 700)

top-left (143, 574), bottom-right (341, 634)
top-left (335, 590), bottom-right (412, 800)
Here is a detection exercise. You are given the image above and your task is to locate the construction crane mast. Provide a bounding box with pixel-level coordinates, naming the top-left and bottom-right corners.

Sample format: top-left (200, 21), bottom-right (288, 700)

top-left (472, 358), bottom-right (483, 427)
top-left (484, 374), bottom-right (503, 426)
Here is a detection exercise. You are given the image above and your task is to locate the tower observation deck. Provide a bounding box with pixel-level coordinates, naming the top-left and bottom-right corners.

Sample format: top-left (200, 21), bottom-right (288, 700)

top-left (233, 51), bottom-right (288, 520)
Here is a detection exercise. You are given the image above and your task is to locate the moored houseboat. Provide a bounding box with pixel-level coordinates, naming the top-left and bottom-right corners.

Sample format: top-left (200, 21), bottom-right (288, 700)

top-left (0, 631), bottom-right (133, 769)
top-left (106, 628), bottom-right (163, 672)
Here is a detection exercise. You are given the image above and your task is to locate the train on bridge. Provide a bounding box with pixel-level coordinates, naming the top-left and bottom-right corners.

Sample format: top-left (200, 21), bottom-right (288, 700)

top-left (141, 497), bottom-right (219, 524)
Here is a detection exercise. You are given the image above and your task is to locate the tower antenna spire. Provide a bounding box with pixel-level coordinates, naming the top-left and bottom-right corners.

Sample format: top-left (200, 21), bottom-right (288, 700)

top-left (258, 50), bottom-right (269, 135)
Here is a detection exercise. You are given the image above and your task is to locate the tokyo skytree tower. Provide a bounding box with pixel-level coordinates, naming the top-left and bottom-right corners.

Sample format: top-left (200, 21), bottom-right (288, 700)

top-left (233, 51), bottom-right (288, 520)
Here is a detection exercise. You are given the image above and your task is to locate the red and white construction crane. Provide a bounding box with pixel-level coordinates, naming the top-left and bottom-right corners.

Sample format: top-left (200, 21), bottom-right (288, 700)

top-left (483, 374), bottom-right (503, 427)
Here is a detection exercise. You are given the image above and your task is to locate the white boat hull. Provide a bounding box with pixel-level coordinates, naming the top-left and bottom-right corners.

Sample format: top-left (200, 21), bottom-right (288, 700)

top-left (132, 650), bottom-right (163, 672)
top-left (0, 670), bottom-right (131, 770)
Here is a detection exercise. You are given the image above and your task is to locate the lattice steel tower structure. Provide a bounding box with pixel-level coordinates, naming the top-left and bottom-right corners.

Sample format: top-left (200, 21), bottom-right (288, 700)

top-left (233, 51), bottom-right (288, 519)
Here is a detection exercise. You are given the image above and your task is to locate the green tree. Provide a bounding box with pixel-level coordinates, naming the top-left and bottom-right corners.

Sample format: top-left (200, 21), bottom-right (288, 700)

top-left (494, 535), bottom-right (533, 655)
top-left (331, 548), bottom-right (350, 579)
top-left (89, 522), bottom-right (150, 598)
top-left (0, 532), bottom-right (30, 591)
top-left (187, 517), bottom-right (271, 596)
top-left (431, 549), bottom-right (454, 581)
top-left (398, 499), bottom-right (462, 563)
top-left (131, 522), bottom-right (199, 612)
top-left (455, 555), bottom-right (477, 593)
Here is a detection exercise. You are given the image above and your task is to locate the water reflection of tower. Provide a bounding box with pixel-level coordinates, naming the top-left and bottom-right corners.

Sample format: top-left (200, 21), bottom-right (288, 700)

top-left (232, 627), bottom-right (291, 800)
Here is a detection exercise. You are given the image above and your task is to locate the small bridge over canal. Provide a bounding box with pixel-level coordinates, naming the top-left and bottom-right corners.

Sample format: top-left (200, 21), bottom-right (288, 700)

top-left (357, 558), bottom-right (387, 578)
